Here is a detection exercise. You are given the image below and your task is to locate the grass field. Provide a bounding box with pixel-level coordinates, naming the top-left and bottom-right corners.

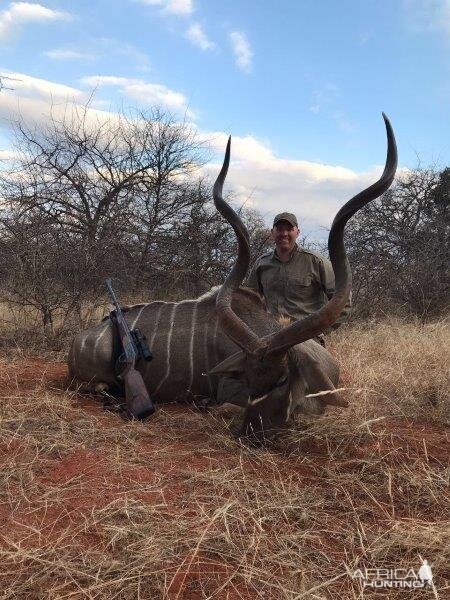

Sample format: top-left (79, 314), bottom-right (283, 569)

top-left (0, 320), bottom-right (448, 598)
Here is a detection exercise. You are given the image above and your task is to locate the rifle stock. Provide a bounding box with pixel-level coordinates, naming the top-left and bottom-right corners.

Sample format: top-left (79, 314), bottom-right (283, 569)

top-left (123, 366), bottom-right (155, 419)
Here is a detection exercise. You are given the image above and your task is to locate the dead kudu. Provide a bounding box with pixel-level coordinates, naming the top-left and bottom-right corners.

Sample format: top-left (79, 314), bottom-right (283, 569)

top-left (68, 114), bottom-right (397, 439)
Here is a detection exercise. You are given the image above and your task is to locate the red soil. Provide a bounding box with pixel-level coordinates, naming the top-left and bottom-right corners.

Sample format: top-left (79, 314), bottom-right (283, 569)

top-left (0, 357), bottom-right (448, 598)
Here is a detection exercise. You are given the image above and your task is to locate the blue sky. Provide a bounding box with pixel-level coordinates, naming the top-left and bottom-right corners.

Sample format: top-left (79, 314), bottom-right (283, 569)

top-left (1, 0), bottom-right (449, 236)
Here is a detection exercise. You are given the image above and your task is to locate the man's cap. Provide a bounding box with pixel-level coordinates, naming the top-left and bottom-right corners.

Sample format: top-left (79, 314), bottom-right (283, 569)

top-left (273, 212), bottom-right (298, 228)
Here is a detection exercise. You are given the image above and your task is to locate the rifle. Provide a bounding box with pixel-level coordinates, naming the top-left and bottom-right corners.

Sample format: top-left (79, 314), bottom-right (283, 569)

top-left (106, 278), bottom-right (155, 419)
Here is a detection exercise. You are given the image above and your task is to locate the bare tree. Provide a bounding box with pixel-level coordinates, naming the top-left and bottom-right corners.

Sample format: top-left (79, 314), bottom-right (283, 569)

top-left (1, 107), bottom-right (205, 242)
top-left (0, 212), bottom-right (86, 335)
top-left (346, 166), bottom-right (449, 319)
top-left (0, 103), bottom-right (273, 339)
top-left (0, 106), bottom-right (213, 310)
top-left (158, 194), bottom-right (272, 297)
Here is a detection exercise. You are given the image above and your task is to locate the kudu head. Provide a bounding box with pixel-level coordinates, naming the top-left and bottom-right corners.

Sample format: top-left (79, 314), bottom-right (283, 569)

top-left (211, 115), bottom-right (398, 440)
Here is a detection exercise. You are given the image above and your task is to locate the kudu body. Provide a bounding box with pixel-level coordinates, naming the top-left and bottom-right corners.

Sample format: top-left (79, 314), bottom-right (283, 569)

top-left (69, 114), bottom-right (397, 438)
top-left (69, 288), bottom-right (338, 409)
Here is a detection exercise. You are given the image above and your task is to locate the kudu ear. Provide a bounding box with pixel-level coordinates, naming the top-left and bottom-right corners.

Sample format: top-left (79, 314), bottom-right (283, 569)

top-left (209, 350), bottom-right (246, 375)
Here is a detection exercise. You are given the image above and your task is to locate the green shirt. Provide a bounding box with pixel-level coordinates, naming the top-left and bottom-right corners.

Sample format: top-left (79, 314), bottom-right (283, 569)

top-left (246, 244), bottom-right (351, 325)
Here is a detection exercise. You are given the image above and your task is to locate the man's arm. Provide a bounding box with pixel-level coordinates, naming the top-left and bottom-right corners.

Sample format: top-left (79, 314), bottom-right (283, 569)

top-left (246, 262), bottom-right (262, 295)
top-left (318, 258), bottom-right (352, 326)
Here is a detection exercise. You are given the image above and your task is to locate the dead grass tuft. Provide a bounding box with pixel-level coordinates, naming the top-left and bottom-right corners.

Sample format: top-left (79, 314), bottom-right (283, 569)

top-left (329, 318), bottom-right (450, 424)
top-left (0, 321), bottom-right (448, 598)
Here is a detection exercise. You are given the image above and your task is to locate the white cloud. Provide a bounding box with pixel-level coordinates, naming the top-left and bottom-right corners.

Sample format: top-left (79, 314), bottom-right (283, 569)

top-left (309, 86), bottom-right (357, 137)
top-left (0, 71), bottom-right (193, 126)
top-left (186, 22), bottom-right (215, 51)
top-left (0, 149), bottom-right (20, 161)
top-left (403, 0), bottom-right (450, 34)
top-left (0, 2), bottom-right (70, 40)
top-left (113, 43), bottom-right (152, 72)
top-left (81, 75), bottom-right (194, 117)
top-left (309, 83), bottom-right (339, 114)
top-left (0, 73), bottom-right (130, 150)
top-left (137, 0), bottom-right (194, 16)
top-left (50, 38), bottom-right (152, 72)
top-left (229, 31), bottom-right (253, 73)
top-left (166, 0), bottom-right (193, 15)
top-left (358, 31), bottom-right (374, 44)
top-left (1, 70), bottom-right (84, 102)
top-left (0, 71), bottom-right (394, 237)
top-left (0, 72), bottom-right (99, 142)
top-left (204, 133), bottom-right (388, 233)
top-left (44, 48), bottom-right (96, 61)
top-left (332, 111), bottom-right (357, 134)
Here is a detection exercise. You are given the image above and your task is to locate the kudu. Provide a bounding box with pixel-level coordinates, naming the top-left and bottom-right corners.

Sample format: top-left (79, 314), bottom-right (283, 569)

top-left (68, 114), bottom-right (397, 439)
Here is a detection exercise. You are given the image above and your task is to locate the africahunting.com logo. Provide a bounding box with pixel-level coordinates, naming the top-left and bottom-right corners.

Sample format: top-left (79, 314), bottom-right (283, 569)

top-left (352, 559), bottom-right (433, 590)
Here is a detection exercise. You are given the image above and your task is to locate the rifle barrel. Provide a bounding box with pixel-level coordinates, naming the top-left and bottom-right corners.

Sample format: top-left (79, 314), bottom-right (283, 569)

top-left (106, 278), bottom-right (121, 310)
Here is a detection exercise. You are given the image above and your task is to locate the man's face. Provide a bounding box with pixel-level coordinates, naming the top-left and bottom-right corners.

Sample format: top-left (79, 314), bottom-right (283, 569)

top-left (271, 220), bottom-right (299, 253)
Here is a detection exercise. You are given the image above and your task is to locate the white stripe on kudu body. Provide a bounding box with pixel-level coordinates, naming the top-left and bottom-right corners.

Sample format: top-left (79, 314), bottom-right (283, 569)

top-left (149, 303), bottom-right (164, 349)
top-left (93, 322), bottom-right (109, 359)
top-left (187, 301), bottom-right (198, 392)
top-left (153, 303), bottom-right (177, 395)
top-left (203, 317), bottom-right (209, 374)
top-left (80, 332), bottom-right (88, 354)
top-left (130, 304), bottom-right (147, 329)
top-left (212, 318), bottom-right (219, 365)
top-left (144, 302), bottom-right (164, 378)
top-left (202, 316), bottom-right (213, 397)
top-left (78, 331), bottom-right (89, 366)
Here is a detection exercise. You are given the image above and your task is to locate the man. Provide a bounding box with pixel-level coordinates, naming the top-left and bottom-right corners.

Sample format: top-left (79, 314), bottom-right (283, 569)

top-left (246, 212), bottom-right (351, 337)
top-left (204, 212), bottom-right (350, 412)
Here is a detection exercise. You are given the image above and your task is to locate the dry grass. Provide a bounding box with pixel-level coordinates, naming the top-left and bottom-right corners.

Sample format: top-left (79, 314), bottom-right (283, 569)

top-left (0, 321), bottom-right (448, 598)
top-left (330, 318), bottom-right (449, 423)
top-left (0, 301), bottom-right (109, 353)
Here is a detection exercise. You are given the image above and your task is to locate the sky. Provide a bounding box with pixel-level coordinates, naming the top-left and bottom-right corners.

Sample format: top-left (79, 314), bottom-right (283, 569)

top-left (1, 0), bottom-right (449, 238)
